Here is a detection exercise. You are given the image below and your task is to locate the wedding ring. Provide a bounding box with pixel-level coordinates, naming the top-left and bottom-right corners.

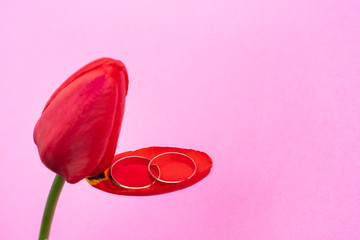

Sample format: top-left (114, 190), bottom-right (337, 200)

top-left (110, 156), bottom-right (160, 189)
top-left (148, 152), bottom-right (197, 184)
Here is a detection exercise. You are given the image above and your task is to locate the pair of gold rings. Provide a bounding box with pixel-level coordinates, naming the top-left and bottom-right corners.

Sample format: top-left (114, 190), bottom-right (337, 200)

top-left (109, 152), bottom-right (197, 190)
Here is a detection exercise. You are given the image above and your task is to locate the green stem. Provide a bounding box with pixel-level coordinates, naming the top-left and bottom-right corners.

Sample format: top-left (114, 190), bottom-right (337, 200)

top-left (39, 174), bottom-right (65, 240)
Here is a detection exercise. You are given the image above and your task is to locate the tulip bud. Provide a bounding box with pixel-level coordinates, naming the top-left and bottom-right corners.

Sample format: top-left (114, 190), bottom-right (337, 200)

top-left (34, 58), bottom-right (128, 183)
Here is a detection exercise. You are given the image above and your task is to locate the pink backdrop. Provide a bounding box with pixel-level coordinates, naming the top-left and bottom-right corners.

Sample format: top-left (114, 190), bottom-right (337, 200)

top-left (1, 0), bottom-right (360, 239)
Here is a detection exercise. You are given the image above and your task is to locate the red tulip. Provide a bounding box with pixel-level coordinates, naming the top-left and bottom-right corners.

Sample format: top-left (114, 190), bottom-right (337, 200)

top-left (33, 58), bottom-right (129, 183)
top-left (86, 146), bottom-right (213, 196)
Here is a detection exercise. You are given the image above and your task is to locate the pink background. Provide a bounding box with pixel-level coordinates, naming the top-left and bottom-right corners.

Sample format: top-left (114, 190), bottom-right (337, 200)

top-left (1, 0), bottom-right (360, 239)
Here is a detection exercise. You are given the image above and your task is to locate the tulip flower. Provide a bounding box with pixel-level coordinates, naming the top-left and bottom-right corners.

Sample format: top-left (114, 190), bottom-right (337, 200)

top-left (34, 58), bottom-right (128, 183)
top-left (34, 58), bottom-right (212, 240)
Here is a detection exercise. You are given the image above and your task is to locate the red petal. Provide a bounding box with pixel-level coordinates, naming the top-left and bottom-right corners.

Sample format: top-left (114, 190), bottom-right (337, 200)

top-left (88, 63), bottom-right (128, 177)
top-left (86, 146), bottom-right (213, 196)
